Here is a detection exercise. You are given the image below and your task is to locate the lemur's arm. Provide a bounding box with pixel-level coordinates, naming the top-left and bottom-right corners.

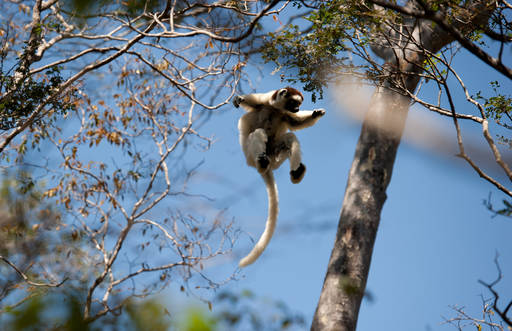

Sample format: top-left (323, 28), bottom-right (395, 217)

top-left (285, 109), bottom-right (326, 130)
top-left (233, 91), bottom-right (275, 112)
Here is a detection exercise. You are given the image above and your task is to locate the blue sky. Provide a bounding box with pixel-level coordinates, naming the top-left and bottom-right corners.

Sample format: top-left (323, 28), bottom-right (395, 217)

top-left (186, 42), bottom-right (512, 329)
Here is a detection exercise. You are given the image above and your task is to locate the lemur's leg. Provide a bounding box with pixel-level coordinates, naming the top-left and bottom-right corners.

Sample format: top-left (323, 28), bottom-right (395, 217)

top-left (245, 128), bottom-right (270, 173)
top-left (273, 132), bottom-right (306, 184)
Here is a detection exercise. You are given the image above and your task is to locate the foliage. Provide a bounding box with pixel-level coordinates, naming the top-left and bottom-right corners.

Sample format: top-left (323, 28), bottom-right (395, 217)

top-left (65, 0), bottom-right (165, 17)
top-left (0, 169), bottom-right (59, 254)
top-left (0, 169), bottom-right (75, 308)
top-left (0, 288), bottom-right (305, 331)
top-left (1, 291), bottom-right (172, 331)
top-left (0, 66), bottom-right (76, 130)
top-left (262, 0), bottom-right (378, 101)
top-left (179, 307), bottom-right (217, 331)
top-left (476, 81), bottom-right (512, 146)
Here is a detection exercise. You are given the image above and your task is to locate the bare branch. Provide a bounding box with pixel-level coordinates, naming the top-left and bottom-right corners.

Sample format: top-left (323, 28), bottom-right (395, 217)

top-left (0, 255), bottom-right (67, 288)
top-left (478, 255), bottom-right (512, 327)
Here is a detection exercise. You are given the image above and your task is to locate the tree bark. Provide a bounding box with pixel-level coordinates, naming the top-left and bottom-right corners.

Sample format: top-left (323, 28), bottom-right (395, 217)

top-left (311, 1), bottom-right (495, 328)
top-left (311, 80), bottom-right (413, 331)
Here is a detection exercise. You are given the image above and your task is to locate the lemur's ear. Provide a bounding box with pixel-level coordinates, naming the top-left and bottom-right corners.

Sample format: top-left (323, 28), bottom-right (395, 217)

top-left (278, 89), bottom-right (288, 97)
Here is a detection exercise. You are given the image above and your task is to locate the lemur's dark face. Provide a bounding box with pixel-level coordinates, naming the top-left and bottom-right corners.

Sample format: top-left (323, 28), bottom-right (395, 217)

top-left (277, 88), bottom-right (303, 113)
top-left (274, 87), bottom-right (303, 113)
top-left (285, 98), bottom-right (301, 113)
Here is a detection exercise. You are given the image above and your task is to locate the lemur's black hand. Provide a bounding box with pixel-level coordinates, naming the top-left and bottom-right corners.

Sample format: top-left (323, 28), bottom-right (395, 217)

top-left (312, 109), bottom-right (326, 118)
top-left (233, 95), bottom-right (244, 108)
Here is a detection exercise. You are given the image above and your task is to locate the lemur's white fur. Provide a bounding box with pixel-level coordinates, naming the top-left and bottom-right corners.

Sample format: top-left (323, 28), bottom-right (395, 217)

top-left (233, 87), bottom-right (325, 267)
top-left (233, 87), bottom-right (305, 113)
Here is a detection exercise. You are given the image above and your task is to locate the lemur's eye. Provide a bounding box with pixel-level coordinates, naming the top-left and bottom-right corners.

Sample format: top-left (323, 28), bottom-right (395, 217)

top-left (279, 89), bottom-right (287, 96)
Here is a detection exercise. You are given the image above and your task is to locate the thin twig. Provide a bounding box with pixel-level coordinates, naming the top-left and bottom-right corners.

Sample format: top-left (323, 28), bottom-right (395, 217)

top-left (0, 256), bottom-right (67, 287)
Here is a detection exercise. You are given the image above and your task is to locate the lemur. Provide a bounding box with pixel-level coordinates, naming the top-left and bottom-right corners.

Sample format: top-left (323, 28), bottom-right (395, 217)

top-left (233, 87), bottom-right (325, 267)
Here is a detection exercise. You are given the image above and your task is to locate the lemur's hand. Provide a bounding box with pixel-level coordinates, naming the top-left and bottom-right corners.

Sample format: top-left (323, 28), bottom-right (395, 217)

top-left (312, 109), bottom-right (326, 118)
top-left (233, 95), bottom-right (244, 108)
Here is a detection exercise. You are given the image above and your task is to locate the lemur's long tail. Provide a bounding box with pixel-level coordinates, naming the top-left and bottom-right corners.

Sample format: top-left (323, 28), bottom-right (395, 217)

top-left (238, 170), bottom-right (279, 268)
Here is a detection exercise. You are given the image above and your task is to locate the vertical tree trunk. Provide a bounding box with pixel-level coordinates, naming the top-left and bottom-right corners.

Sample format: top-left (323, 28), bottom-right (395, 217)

top-left (311, 1), bottom-right (494, 328)
top-left (311, 83), bottom-right (413, 331)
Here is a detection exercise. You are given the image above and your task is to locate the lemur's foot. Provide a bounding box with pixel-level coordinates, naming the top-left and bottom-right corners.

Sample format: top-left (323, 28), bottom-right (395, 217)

top-left (257, 154), bottom-right (270, 173)
top-left (312, 109), bottom-right (326, 118)
top-left (233, 95), bottom-right (244, 108)
top-left (290, 163), bottom-right (306, 184)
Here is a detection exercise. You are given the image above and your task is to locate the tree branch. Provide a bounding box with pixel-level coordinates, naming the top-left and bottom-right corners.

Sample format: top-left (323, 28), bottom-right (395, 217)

top-left (478, 255), bottom-right (512, 327)
top-left (369, 0), bottom-right (512, 79)
top-left (0, 256), bottom-right (67, 288)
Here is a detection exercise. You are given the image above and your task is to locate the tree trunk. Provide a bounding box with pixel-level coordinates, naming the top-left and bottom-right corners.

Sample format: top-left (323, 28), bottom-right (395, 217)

top-left (311, 81), bottom-right (413, 331)
top-left (309, 1), bottom-right (489, 327)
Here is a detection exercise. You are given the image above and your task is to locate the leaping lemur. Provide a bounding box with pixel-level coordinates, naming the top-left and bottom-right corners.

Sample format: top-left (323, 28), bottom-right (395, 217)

top-left (233, 87), bottom-right (325, 267)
